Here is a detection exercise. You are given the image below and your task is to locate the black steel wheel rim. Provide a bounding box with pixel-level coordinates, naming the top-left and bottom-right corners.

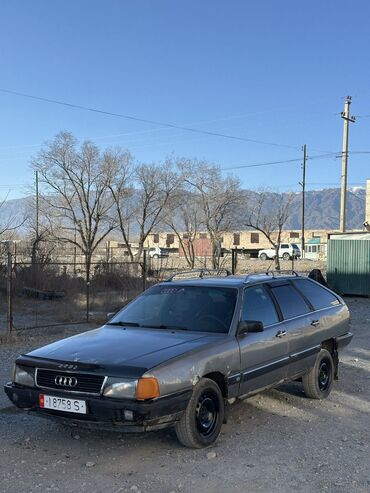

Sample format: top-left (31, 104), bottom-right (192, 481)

top-left (196, 390), bottom-right (219, 437)
top-left (318, 359), bottom-right (331, 391)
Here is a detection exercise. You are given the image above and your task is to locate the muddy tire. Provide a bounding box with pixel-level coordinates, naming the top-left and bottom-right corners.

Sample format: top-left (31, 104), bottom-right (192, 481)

top-left (302, 349), bottom-right (334, 399)
top-left (282, 252), bottom-right (290, 260)
top-left (175, 378), bottom-right (224, 448)
top-left (260, 253), bottom-right (268, 260)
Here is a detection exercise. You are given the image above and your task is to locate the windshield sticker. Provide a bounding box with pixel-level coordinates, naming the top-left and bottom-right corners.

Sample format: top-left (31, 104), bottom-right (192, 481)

top-left (158, 287), bottom-right (185, 295)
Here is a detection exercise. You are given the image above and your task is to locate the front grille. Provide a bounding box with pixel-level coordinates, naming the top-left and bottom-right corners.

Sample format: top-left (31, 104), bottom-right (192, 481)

top-left (36, 369), bottom-right (105, 395)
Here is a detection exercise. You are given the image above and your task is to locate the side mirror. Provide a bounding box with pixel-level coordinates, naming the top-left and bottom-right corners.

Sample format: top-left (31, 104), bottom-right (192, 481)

top-left (237, 320), bottom-right (264, 335)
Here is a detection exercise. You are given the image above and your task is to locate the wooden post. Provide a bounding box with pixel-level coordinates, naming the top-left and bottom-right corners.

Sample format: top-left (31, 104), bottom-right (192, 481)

top-left (7, 251), bottom-right (13, 334)
top-left (142, 250), bottom-right (147, 292)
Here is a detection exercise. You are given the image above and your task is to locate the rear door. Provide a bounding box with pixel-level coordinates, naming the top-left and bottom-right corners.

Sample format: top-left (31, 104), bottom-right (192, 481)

top-left (291, 278), bottom-right (345, 344)
top-left (238, 284), bottom-right (289, 396)
top-left (269, 281), bottom-right (318, 378)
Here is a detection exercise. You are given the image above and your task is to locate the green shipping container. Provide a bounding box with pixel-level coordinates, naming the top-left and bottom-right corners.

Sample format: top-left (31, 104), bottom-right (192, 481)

top-left (327, 233), bottom-right (370, 296)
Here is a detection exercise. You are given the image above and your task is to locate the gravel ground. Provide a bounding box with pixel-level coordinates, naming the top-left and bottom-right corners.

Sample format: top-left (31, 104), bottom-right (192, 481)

top-left (0, 298), bottom-right (369, 493)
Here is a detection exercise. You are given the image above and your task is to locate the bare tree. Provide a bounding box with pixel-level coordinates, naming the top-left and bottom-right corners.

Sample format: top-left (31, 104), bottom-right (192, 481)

top-left (245, 191), bottom-right (294, 270)
top-left (26, 205), bottom-right (56, 269)
top-left (32, 132), bottom-right (116, 318)
top-left (180, 160), bottom-right (241, 269)
top-left (104, 148), bottom-right (135, 260)
top-left (132, 161), bottom-right (180, 260)
top-left (163, 187), bottom-right (201, 268)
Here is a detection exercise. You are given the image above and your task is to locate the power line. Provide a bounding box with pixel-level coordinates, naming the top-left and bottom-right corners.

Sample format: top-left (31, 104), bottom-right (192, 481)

top-left (0, 88), bottom-right (301, 150)
top-left (222, 157), bottom-right (302, 170)
top-left (221, 152), bottom-right (338, 170)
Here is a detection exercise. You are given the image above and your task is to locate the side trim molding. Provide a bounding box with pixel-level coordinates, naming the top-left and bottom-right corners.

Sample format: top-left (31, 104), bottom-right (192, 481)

top-left (240, 345), bottom-right (320, 382)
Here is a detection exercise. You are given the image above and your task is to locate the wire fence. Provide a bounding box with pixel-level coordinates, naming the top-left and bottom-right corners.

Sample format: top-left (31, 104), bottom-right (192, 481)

top-left (0, 253), bottom-right (155, 334)
top-left (0, 249), bottom-right (323, 336)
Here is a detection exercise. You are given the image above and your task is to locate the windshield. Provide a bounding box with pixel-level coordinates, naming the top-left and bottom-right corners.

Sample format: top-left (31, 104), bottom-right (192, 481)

top-left (109, 285), bottom-right (238, 334)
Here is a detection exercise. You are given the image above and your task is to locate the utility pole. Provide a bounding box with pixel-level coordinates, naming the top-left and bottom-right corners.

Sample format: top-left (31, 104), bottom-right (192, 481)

top-left (300, 144), bottom-right (307, 258)
top-left (339, 96), bottom-right (355, 232)
top-left (35, 170), bottom-right (39, 240)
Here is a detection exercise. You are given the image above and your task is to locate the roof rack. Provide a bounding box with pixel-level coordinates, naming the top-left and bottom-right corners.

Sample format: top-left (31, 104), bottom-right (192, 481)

top-left (241, 272), bottom-right (269, 283)
top-left (165, 268), bottom-right (232, 282)
top-left (265, 270), bottom-right (300, 277)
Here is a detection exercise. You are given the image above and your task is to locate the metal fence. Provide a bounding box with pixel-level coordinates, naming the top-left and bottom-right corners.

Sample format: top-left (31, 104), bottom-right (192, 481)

top-left (0, 248), bottom-right (320, 336)
top-left (0, 253), bottom-right (157, 334)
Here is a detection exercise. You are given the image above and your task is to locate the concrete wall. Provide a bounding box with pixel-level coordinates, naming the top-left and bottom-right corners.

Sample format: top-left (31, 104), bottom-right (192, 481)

top-left (144, 229), bottom-right (332, 251)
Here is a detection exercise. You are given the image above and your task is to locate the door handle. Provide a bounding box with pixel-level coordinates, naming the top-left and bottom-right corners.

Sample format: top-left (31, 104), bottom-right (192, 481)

top-left (311, 320), bottom-right (320, 327)
top-left (276, 330), bottom-right (287, 338)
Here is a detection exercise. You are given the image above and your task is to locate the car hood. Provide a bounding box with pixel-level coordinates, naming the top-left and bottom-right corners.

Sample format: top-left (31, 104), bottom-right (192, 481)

top-left (22, 326), bottom-right (225, 378)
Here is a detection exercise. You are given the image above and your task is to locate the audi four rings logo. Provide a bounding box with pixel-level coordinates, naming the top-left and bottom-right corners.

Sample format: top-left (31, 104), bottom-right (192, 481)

top-left (54, 376), bottom-right (78, 387)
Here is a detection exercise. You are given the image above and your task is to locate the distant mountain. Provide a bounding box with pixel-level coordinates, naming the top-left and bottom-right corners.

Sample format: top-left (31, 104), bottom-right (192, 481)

top-left (253, 187), bottom-right (366, 230)
top-left (282, 187), bottom-right (365, 230)
top-left (0, 196), bottom-right (32, 235)
top-left (0, 188), bottom-right (366, 236)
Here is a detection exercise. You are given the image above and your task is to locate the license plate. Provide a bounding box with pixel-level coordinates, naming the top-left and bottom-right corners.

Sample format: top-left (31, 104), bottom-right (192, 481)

top-left (39, 394), bottom-right (86, 414)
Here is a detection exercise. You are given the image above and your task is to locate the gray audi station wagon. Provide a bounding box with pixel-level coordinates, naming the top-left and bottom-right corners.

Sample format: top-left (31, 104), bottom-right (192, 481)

top-left (5, 270), bottom-right (352, 448)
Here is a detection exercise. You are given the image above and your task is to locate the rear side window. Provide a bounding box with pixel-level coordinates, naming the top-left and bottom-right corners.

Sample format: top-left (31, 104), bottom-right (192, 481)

top-left (292, 279), bottom-right (340, 311)
top-left (270, 284), bottom-right (310, 320)
top-left (242, 286), bottom-right (279, 327)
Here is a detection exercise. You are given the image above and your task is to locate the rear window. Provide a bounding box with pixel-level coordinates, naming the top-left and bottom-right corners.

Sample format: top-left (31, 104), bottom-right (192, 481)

top-left (270, 284), bottom-right (311, 319)
top-left (292, 279), bottom-right (340, 311)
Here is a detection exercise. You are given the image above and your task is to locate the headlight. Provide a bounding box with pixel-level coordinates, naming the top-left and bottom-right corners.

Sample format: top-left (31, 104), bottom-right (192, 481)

top-left (103, 378), bottom-right (137, 399)
top-left (12, 365), bottom-right (35, 387)
top-left (102, 377), bottom-right (160, 400)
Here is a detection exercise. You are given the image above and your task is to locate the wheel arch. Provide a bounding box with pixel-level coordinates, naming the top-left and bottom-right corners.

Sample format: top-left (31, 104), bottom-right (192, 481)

top-left (202, 371), bottom-right (228, 398)
top-left (321, 338), bottom-right (339, 380)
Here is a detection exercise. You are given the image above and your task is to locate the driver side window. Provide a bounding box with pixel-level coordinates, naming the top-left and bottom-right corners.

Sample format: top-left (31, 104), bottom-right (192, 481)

top-left (242, 286), bottom-right (279, 328)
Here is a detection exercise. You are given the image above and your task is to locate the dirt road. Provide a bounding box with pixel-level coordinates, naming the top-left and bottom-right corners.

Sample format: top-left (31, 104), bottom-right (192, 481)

top-left (0, 298), bottom-right (369, 493)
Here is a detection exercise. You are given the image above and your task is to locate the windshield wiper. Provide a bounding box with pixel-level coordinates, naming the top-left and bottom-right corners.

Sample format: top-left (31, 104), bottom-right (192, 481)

top-left (106, 321), bottom-right (141, 327)
top-left (140, 324), bottom-right (189, 331)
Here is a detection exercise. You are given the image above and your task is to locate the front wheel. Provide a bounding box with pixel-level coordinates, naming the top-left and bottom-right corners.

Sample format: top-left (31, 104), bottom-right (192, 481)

top-left (282, 252), bottom-right (290, 260)
top-left (302, 349), bottom-right (334, 399)
top-left (175, 378), bottom-right (224, 448)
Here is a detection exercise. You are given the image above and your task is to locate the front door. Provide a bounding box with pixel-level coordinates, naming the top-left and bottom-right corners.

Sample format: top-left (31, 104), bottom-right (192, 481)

top-left (238, 285), bottom-right (289, 396)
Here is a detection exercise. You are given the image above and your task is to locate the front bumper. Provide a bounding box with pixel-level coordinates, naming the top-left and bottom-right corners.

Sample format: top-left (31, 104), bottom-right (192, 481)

top-left (4, 383), bottom-right (192, 432)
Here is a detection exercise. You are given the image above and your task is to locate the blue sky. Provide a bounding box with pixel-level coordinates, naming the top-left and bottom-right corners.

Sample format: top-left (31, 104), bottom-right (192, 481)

top-left (1, 0), bottom-right (370, 200)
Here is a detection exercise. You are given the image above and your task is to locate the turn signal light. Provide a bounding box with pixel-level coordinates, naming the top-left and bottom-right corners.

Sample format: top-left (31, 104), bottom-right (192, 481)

top-left (136, 377), bottom-right (160, 400)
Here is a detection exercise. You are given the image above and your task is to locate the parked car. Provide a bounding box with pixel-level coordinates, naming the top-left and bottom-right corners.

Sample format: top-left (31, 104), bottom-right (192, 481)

top-left (5, 270), bottom-right (352, 448)
top-left (147, 246), bottom-right (169, 259)
top-left (259, 243), bottom-right (301, 260)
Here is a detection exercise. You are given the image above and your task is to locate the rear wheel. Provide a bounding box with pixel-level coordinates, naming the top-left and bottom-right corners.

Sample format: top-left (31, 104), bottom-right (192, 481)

top-left (260, 253), bottom-right (268, 260)
top-left (175, 378), bottom-right (224, 448)
top-left (302, 349), bottom-right (334, 399)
